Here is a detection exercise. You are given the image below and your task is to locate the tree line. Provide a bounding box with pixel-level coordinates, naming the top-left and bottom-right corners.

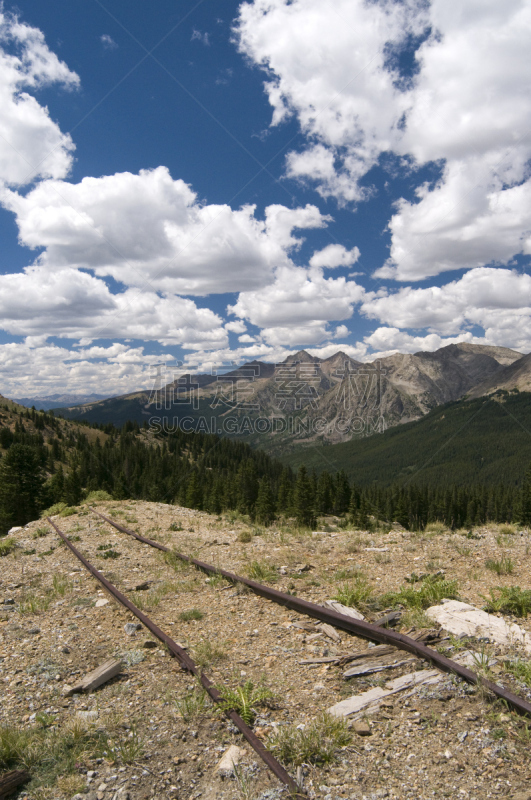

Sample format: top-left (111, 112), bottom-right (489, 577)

top-left (1, 405), bottom-right (530, 533)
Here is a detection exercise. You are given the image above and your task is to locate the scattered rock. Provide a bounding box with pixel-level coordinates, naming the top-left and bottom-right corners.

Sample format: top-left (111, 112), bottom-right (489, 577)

top-left (124, 622), bottom-right (142, 636)
top-left (143, 639), bottom-right (157, 649)
top-left (95, 598), bottom-right (109, 607)
top-left (352, 720), bottom-right (372, 736)
top-left (215, 744), bottom-right (246, 776)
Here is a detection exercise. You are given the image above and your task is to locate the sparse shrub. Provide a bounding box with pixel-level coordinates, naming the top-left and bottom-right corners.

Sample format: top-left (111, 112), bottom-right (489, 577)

top-left (0, 537), bottom-right (15, 557)
top-left (97, 544), bottom-right (120, 559)
top-left (169, 521), bottom-right (183, 531)
top-left (345, 535), bottom-right (368, 554)
top-left (267, 712), bottom-right (351, 766)
top-left (86, 490), bottom-right (113, 502)
top-left (194, 639), bottom-right (227, 667)
top-left (483, 586), bottom-right (531, 617)
top-left (382, 574), bottom-right (459, 610)
top-left (32, 527), bottom-right (48, 539)
top-left (52, 574), bottom-right (71, 597)
top-left (485, 556), bottom-right (514, 575)
top-left (333, 573), bottom-right (374, 608)
top-left (179, 608), bottom-right (204, 621)
top-left (41, 502), bottom-right (77, 517)
top-left (238, 530), bottom-right (253, 543)
top-left (217, 680), bottom-right (275, 725)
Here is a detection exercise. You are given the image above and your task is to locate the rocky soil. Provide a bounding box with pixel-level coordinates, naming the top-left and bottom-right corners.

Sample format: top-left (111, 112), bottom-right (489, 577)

top-left (2, 502), bottom-right (531, 800)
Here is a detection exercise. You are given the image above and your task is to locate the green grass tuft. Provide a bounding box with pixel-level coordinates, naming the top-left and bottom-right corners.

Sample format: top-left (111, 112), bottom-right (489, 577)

top-left (483, 586), bottom-right (531, 617)
top-left (267, 712), bottom-right (351, 766)
top-left (382, 574), bottom-right (459, 610)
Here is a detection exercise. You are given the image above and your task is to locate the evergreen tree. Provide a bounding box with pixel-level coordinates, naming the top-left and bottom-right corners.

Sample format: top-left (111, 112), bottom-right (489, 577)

top-left (63, 466), bottom-right (83, 506)
top-left (0, 444), bottom-right (44, 532)
top-left (520, 463), bottom-right (531, 526)
top-left (255, 479), bottom-right (275, 525)
top-left (293, 465), bottom-right (315, 528)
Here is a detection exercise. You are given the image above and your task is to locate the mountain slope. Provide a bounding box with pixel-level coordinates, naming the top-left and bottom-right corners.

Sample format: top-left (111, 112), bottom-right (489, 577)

top-left (467, 352), bottom-right (531, 398)
top-left (282, 391), bottom-right (531, 487)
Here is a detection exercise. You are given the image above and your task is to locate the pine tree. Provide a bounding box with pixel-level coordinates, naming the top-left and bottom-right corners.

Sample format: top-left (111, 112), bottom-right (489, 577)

top-left (255, 479), bottom-right (275, 525)
top-left (520, 463), bottom-right (531, 526)
top-left (0, 444), bottom-right (45, 532)
top-left (293, 465), bottom-right (316, 528)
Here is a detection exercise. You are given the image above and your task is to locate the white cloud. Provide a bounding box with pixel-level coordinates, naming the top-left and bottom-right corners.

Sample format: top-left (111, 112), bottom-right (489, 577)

top-left (0, 340), bottom-right (164, 398)
top-left (100, 34), bottom-right (118, 50)
top-left (363, 327), bottom-right (480, 359)
top-left (237, 0), bottom-right (531, 279)
top-left (1, 166), bottom-right (330, 295)
top-left (191, 29), bottom-right (210, 45)
top-left (229, 264), bottom-right (364, 328)
top-left (0, 266), bottom-right (227, 349)
top-left (0, 7), bottom-right (79, 186)
top-left (309, 243), bottom-right (360, 269)
top-left (362, 267), bottom-right (531, 352)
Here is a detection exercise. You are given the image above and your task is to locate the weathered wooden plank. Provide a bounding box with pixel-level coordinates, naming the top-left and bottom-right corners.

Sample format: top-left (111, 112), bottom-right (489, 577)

top-left (328, 669), bottom-right (441, 717)
top-left (316, 622), bottom-right (341, 643)
top-left (65, 658), bottom-right (122, 695)
top-left (0, 769), bottom-right (30, 799)
top-left (343, 656), bottom-right (413, 678)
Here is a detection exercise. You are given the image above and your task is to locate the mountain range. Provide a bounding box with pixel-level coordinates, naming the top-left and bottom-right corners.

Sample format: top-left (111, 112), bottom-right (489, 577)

top-left (13, 393), bottom-right (107, 411)
top-left (39, 342), bottom-right (530, 456)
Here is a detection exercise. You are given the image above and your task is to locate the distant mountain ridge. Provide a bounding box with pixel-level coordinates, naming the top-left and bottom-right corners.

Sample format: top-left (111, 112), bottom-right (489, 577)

top-left (47, 342), bottom-right (528, 453)
top-left (12, 393), bottom-right (108, 411)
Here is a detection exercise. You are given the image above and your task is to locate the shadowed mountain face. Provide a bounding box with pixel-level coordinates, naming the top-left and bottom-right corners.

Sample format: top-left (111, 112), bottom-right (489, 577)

top-left (48, 343), bottom-right (525, 454)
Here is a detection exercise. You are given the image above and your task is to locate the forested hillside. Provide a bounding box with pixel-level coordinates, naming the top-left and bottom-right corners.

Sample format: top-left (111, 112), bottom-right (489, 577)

top-left (283, 391), bottom-right (531, 488)
top-left (1, 396), bottom-right (530, 535)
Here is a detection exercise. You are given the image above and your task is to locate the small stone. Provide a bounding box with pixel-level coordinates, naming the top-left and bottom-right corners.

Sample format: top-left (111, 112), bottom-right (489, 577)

top-left (27, 627), bottom-right (40, 635)
top-left (8, 526), bottom-right (23, 534)
top-left (61, 646), bottom-right (71, 654)
top-left (95, 598), bottom-right (109, 607)
top-left (215, 744), bottom-right (246, 776)
top-left (3, 598), bottom-right (15, 605)
top-left (352, 720), bottom-right (372, 736)
top-left (143, 640), bottom-right (157, 649)
top-left (124, 622), bottom-right (141, 636)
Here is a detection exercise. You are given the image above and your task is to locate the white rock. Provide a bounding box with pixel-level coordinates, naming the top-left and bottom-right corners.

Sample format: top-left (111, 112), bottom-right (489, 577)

top-left (426, 600), bottom-right (531, 653)
top-left (215, 744), bottom-right (246, 776)
top-left (95, 598), bottom-right (109, 607)
top-left (8, 526), bottom-right (23, 534)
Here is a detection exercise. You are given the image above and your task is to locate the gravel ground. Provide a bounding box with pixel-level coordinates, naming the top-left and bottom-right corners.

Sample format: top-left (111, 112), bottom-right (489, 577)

top-left (1, 502), bottom-right (531, 800)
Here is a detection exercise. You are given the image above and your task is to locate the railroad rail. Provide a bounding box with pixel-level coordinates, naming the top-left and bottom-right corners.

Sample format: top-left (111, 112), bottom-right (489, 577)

top-left (89, 506), bottom-right (531, 719)
top-left (46, 517), bottom-right (306, 800)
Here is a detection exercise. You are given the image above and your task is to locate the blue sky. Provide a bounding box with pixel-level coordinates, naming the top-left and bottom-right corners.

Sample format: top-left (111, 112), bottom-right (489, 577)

top-left (0, 0), bottom-right (530, 397)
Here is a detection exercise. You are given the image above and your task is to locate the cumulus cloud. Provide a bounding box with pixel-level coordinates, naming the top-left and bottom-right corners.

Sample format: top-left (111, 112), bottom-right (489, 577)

top-left (100, 34), bottom-right (118, 49)
top-left (1, 167), bottom-right (330, 295)
top-left (237, 0), bottom-right (531, 279)
top-left (0, 340), bottom-right (164, 397)
top-left (0, 266), bottom-right (227, 349)
top-left (309, 243), bottom-right (360, 269)
top-left (0, 7), bottom-right (79, 186)
top-left (362, 267), bottom-right (531, 352)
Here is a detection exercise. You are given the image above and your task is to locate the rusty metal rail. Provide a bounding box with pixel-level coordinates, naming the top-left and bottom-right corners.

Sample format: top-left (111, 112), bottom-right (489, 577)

top-left (47, 517), bottom-right (305, 799)
top-left (89, 506), bottom-right (531, 718)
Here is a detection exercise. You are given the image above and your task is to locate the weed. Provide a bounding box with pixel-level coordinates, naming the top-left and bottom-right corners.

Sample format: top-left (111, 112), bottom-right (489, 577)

top-left (32, 527), bottom-right (48, 539)
top-left (333, 573), bottom-right (374, 608)
top-left (0, 537), bottom-right (16, 557)
top-left (382, 574), bottom-right (459, 610)
top-left (67, 534), bottom-right (81, 542)
top-left (174, 689), bottom-right (210, 721)
top-left (498, 524), bottom-right (516, 536)
top-left (35, 712), bottom-right (56, 729)
top-left (19, 593), bottom-right (51, 614)
top-left (345, 536), bottom-right (368, 554)
top-left (485, 556), bottom-right (514, 575)
top-left (52, 575), bottom-right (71, 597)
top-left (454, 544), bottom-right (471, 556)
top-left (400, 608), bottom-right (433, 630)
top-left (99, 725), bottom-right (145, 764)
top-left (374, 552), bottom-right (391, 564)
top-left (179, 608), bottom-right (204, 621)
top-left (496, 534), bottom-right (513, 548)
top-left (238, 530), bottom-right (253, 543)
top-left (164, 550), bottom-right (190, 573)
top-left (483, 586), bottom-right (531, 617)
top-left (169, 521), bottom-right (183, 531)
top-left (515, 723), bottom-right (531, 746)
top-left (23, 548), bottom-right (36, 555)
top-left (424, 521), bottom-right (448, 535)
top-left (504, 658), bottom-right (531, 687)
top-left (218, 680), bottom-right (275, 725)
top-left (194, 640), bottom-right (227, 667)
top-left (97, 544), bottom-right (120, 559)
top-left (206, 571), bottom-right (228, 589)
top-left (246, 560), bottom-right (278, 583)
top-left (233, 763), bottom-right (256, 800)
top-left (267, 712), bottom-right (351, 766)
